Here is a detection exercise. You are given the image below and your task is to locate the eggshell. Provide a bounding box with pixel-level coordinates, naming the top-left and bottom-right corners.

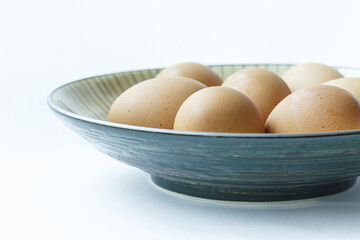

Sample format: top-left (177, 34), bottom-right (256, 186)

top-left (174, 87), bottom-right (264, 133)
top-left (323, 77), bottom-right (360, 100)
top-left (265, 85), bottom-right (360, 133)
top-left (222, 68), bottom-right (291, 120)
top-left (157, 62), bottom-right (223, 87)
top-left (108, 77), bottom-right (206, 129)
top-left (282, 63), bottom-right (343, 92)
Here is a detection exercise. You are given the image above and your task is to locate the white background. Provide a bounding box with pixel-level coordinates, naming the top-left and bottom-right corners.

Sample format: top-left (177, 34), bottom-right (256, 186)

top-left (1, 0), bottom-right (360, 239)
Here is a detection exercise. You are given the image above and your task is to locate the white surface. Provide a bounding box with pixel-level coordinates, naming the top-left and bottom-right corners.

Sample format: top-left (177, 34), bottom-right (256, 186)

top-left (1, 0), bottom-right (360, 239)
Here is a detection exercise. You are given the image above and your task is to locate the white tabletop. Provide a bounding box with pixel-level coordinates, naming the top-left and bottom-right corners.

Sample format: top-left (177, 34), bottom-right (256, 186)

top-left (2, 0), bottom-right (360, 239)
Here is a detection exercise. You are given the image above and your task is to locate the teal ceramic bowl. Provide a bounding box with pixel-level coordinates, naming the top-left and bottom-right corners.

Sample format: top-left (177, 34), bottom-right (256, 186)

top-left (48, 64), bottom-right (360, 201)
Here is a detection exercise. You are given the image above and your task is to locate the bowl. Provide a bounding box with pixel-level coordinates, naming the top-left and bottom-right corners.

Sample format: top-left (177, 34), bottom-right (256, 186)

top-left (48, 64), bottom-right (360, 202)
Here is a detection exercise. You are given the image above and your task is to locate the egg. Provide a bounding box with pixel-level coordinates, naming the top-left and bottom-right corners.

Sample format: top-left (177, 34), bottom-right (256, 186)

top-left (156, 62), bottom-right (223, 87)
top-left (265, 85), bottom-right (360, 133)
top-left (323, 77), bottom-right (360, 100)
top-left (108, 77), bottom-right (206, 129)
top-left (174, 87), bottom-right (264, 133)
top-left (282, 63), bottom-right (343, 92)
top-left (222, 68), bottom-right (291, 121)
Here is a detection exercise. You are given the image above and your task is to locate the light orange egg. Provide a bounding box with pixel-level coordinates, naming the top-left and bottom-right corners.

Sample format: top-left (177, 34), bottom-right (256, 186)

top-left (108, 77), bottom-right (206, 129)
top-left (174, 87), bottom-right (264, 133)
top-left (222, 68), bottom-right (291, 120)
top-left (265, 85), bottom-right (360, 133)
top-left (157, 62), bottom-right (223, 87)
top-left (282, 63), bottom-right (343, 92)
top-left (323, 77), bottom-right (360, 100)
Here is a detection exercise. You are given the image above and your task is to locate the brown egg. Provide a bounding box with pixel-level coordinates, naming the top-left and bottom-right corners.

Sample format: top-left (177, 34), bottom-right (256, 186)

top-left (108, 77), bottom-right (206, 129)
top-left (174, 87), bottom-right (264, 133)
top-left (282, 63), bottom-right (343, 92)
top-left (323, 77), bottom-right (360, 100)
top-left (265, 85), bottom-right (360, 133)
top-left (156, 62), bottom-right (223, 87)
top-left (222, 68), bottom-right (291, 121)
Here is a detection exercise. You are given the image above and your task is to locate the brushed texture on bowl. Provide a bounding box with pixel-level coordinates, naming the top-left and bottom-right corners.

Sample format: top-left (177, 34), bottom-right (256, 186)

top-left (48, 64), bottom-right (360, 201)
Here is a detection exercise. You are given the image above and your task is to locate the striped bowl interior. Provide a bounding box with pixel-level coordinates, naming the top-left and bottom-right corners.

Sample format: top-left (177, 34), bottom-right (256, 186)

top-left (50, 64), bottom-right (360, 122)
top-left (51, 64), bottom-right (296, 121)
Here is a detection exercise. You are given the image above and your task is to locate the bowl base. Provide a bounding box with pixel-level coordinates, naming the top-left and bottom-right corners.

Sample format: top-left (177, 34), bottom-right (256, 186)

top-left (151, 176), bottom-right (357, 202)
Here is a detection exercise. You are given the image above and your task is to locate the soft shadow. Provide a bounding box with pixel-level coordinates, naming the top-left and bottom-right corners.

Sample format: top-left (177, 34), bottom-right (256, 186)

top-left (101, 170), bottom-right (360, 235)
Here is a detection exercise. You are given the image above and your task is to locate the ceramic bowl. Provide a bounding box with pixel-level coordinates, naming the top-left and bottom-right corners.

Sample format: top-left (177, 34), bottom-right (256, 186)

top-left (48, 64), bottom-right (360, 201)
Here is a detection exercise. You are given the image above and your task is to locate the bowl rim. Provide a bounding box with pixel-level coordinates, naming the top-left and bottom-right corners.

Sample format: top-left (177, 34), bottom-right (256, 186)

top-left (47, 63), bottom-right (360, 139)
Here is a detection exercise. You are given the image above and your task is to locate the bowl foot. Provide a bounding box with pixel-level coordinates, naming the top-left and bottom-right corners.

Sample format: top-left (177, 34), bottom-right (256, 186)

top-left (151, 176), bottom-right (357, 202)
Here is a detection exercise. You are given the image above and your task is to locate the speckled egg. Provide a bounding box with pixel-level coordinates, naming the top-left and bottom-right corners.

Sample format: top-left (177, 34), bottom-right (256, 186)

top-left (282, 63), bottom-right (343, 92)
top-left (265, 85), bottom-right (360, 133)
top-left (323, 77), bottom-right (360, 100)
top-left (222, 68), bottom-right (291, 120)
top-left (108, 76), bottom-right (206, 129)
top-left (174, 87), bottom-right (264, 133)
top-left (157, 62), bottom-right (223, 87)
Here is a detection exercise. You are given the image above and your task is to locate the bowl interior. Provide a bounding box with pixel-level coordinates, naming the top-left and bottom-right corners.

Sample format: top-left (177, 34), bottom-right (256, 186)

top-left (50, 64), bottom-right (296, 121)
top-left (50, 63), bottom-right (360, 123)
